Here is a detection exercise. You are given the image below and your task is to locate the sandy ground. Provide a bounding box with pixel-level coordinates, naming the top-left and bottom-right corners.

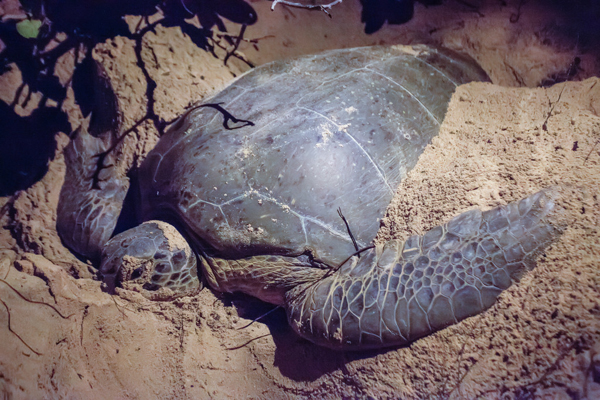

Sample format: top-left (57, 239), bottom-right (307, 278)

top-left (1, 0), bottom-right (600, 398)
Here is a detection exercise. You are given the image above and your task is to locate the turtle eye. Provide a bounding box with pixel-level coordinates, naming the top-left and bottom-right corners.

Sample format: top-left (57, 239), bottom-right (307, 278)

top-left (142, 283), bottom-right (160, 292)
top-left (131, 267), bottom-right (144, 280)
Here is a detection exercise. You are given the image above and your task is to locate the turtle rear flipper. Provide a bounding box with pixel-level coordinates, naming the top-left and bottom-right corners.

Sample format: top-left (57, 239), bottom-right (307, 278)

top-left (57, 127), bottom-right (129, 261)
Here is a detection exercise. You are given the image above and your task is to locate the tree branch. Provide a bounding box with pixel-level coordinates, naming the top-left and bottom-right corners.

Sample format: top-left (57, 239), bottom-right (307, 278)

top-left (270, 0), bottom-right (344, 17)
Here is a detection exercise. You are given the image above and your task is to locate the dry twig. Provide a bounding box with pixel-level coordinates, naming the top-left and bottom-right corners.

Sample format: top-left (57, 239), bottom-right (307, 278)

top-left (270, 0), bottom-right (343, 17)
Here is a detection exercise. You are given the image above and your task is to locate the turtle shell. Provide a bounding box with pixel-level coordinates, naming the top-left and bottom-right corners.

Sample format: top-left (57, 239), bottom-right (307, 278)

top-left (138, 45), bottom-right (488, 266)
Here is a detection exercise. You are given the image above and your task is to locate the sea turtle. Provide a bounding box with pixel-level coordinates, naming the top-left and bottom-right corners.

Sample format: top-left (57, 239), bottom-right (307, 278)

top-left (57, 45), bottom-right (562, 350)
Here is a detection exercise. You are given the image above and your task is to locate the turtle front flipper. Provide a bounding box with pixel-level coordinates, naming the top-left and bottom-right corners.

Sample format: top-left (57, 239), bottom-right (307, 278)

top-left (57, 127), bottom-right (129, 261)
top-left (285, 188), bottom-right (565, 350)
top-left (99, 221), bottom-right (201, 300)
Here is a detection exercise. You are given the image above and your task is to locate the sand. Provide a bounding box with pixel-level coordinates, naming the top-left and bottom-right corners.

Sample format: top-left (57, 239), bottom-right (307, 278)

top-left (1, 0), bottom-right (600, 398)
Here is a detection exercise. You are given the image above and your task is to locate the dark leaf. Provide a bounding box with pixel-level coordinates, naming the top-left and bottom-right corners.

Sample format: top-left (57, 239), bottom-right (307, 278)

top-left (214, 0), bottom-right (258, 25)
top-left (361, 0), bottom-right (415, 34)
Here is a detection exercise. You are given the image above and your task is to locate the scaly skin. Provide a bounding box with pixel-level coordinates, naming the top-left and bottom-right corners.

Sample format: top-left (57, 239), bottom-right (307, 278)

top-left (200, 254), bottom-right (327, 306)
top-left (283, 189), bottom-right (561, 350)
top-left (57, 127), bottom-right (129, 261)
top-left (100, 220), bottom-right (201, 301)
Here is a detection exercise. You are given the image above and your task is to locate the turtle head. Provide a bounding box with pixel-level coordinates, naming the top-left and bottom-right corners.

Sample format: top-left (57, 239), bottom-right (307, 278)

top-left (99, 220), bottom-right (202, 300)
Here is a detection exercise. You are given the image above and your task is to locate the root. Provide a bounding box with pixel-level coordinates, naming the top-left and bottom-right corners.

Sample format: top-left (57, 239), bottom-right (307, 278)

top-left (0, 278), bottom-right (73, 356)
top-left (226, 333), bottom-right (272, 350)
